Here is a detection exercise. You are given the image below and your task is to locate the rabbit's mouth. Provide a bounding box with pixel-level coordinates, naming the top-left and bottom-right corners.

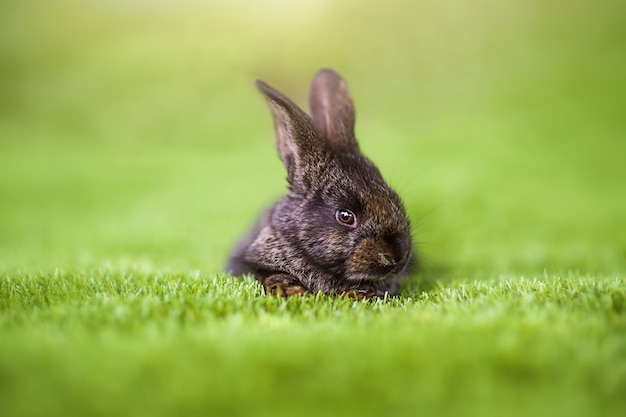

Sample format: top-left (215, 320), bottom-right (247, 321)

top-left (344, 265), bottom-right (408, 282)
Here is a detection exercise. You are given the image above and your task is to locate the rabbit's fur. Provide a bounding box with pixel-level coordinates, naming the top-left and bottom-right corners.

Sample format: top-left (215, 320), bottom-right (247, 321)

top-left (227, 69), bottom-right (415, 297)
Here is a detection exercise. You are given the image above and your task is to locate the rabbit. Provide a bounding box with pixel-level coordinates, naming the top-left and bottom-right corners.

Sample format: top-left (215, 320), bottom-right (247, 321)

top-left (226, 68), bottom-right (415, 298)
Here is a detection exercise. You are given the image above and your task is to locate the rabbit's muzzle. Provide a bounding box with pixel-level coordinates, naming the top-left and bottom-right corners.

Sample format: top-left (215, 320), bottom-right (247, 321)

top-left (345, 235), bottom-right (411, 281)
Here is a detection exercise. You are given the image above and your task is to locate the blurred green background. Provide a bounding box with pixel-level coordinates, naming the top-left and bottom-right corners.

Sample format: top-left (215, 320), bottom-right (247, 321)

top-left (1, 1), bottom-right (626, 416)
top-left (1, 0), bottom-right (625, 276)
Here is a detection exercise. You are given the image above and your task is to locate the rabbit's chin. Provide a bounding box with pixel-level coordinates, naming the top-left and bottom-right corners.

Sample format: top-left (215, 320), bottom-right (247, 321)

top-left (343, 259), bottom-right (411, 283)
top-left (344, 271), bottom-right (400, 283)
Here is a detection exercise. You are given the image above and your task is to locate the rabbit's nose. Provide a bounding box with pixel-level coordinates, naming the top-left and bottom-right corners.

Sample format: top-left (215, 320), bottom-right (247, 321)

top-left (377, 252), bottom-right (397, 267)
top-left (384, 234), bottom-right (410, 265)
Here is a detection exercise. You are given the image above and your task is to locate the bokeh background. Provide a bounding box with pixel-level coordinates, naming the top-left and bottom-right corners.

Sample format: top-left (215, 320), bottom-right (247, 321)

top-left (1, 0), bottom-right (625, 277)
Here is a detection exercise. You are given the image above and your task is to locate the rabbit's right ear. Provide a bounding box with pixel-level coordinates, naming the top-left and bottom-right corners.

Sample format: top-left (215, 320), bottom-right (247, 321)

top-left (309, 68), bottom-right (359, 153)
top-left (256, 80), bottom-right (324, 190)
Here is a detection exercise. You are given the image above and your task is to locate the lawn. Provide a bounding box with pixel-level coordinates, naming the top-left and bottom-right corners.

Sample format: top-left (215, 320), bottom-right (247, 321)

top-left (1, 1), bottom-right (625, 416)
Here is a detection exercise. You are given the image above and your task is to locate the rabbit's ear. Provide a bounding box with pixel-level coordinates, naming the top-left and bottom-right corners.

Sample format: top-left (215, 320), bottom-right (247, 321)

top-left (309, 68), bottom-right (359, 153)
top-left (256, 79), bottom-right (324, 188)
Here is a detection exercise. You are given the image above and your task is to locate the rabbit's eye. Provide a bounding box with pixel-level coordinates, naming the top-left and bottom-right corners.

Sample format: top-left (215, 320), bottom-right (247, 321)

top-left (336, 209), bottom-right (357, 228)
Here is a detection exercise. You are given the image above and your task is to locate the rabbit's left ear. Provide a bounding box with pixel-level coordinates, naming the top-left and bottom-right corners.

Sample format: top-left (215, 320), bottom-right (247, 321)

top-left (256, 79), bottom-right (325, 191)
top-left (309, 68), bottom-right (359, 153)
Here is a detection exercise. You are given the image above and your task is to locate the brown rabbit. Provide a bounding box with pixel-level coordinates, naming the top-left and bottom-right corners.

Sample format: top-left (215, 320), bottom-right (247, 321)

top-left (227, 68), bottom-right (415, 298)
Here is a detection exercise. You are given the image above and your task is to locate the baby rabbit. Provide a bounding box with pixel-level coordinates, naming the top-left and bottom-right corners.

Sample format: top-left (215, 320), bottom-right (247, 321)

top-left (227, 68), bottom-right (414, 298)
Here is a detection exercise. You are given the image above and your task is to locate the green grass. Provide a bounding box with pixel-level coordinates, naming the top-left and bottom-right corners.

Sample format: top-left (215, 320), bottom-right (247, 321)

top-left (2, 271), bottom-right (625, 417)
top-left (1, 1), bottom-right (626, 416)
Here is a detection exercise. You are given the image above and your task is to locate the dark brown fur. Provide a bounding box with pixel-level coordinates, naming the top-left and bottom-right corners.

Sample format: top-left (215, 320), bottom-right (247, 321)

top-left (226, 69), bottom-right (415, 297)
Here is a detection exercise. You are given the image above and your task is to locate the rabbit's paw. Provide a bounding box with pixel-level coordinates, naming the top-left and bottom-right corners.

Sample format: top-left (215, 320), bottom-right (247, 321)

top-left (342, 289), bottom-right (376, 301)
top-left (264, 274), bottom-right (307, 297)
